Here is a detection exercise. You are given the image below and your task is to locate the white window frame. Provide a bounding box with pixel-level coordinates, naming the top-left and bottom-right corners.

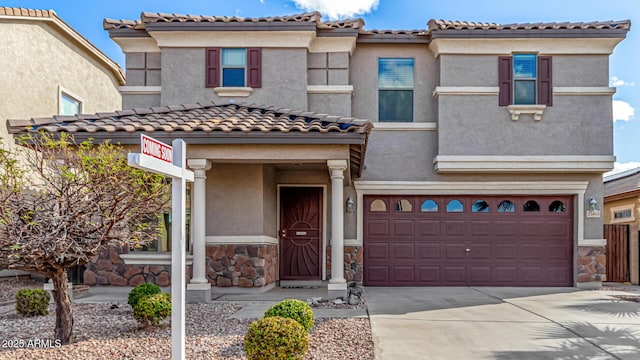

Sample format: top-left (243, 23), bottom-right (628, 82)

top-left (512, 53), bottom-right (537, 105)
top-left (58, 86), bottom-right (83, 115)
top-left (377, 58), bottom-right (415, 123)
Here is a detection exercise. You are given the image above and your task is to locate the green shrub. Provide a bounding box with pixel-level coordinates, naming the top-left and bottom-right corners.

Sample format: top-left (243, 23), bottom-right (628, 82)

top-left (128, 282), bottom-right (160, 308)
top-left (244, 316), bottom-right (309, 360)
top-left (15, 288), bottom-right (50, 317)
top-left (264, 298), bottom-right (314, 332)
top-left (132, 292), bottom-right (171, 326)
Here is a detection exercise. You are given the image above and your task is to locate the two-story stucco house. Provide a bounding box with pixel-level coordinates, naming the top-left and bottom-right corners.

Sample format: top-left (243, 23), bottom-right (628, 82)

top-left (0, 7), bottom-right (124, 278)
top-left (8, 11), bottom-right (630, 299)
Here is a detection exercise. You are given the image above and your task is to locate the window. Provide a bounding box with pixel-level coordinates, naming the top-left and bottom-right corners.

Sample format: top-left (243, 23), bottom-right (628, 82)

top-left (549, 201), bottom-right (566, 213)
top-left (421, 200), bottom-right (438, 212)
top-left (378, 58), bottom-right (414, 122)
top-left (395, 199), bottom-right (412, 212)
top-left (205, 47), bottom-right (262, 88)
top-left (523, 200), bottom-right (540, 212)
top-left (60, 92), bottom-right (81, 115)
top-left (610, 205), bottom-right (635, 223)
top-left (446, 200), bottom-right (464, 212)
top-left (499, 54), bottom-right (552, 106)
top-left (498, 200), bottom-right (515, 213)
top-left (370, 199), bottom-right (387, 212)
top-left (614, 209), bottom-right (633, 219)
top-left (472, 200), bottom-right (490, 213)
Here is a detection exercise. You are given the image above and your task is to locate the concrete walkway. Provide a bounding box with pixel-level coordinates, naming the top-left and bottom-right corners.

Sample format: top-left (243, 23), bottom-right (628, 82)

top-left (366, 286), bottom-right (640, 360)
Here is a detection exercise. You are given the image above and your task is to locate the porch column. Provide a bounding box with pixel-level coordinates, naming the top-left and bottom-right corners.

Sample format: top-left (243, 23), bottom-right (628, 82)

top-left (327, 160), bottom-right (348, 298)
top-left (186, 159), bottom-right (211, 303)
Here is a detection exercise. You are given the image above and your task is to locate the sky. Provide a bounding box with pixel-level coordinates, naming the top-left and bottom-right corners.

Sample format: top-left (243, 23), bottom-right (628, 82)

top-left (4, 0), bottom-right (639, 174)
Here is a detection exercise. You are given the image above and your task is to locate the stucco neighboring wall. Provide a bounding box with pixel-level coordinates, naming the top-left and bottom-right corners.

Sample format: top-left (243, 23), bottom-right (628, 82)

top-left (351, 44), bottom-right (437, 122)
top-left (160, 48), bottom-right (307, 109)
top-left (263, 165), bottom-right (277, 237)
top-left (604, 196), bottom-right (640, 284)
top-left (0, 21), bottom-right (121, 140)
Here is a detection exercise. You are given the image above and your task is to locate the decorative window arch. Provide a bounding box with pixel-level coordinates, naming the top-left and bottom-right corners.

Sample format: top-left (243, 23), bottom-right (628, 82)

top-left (498, 200), bottom-right (515, 213)
top-left (370, 199), bottom-right (387, 212)
top-left (446, 200), bottom-right (464, 212)
top-left (472, 200), bottom-right (490, 213)
top-left (523, 200), bottom-right (540, 212)
top-left (395, 199), bottom-right (413, 212)
top-left (549, 200), bottom-right (566, 213)
top-left (421, 199), bottom-right (438, 212)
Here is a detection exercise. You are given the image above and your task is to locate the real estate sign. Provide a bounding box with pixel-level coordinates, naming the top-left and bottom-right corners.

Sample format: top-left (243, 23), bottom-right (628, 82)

top-left (128, 134), bottom-right (194, 360)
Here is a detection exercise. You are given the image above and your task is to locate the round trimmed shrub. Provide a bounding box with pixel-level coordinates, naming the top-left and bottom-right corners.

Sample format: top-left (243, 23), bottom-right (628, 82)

top-left (128, 282), bottom-right (160, 308)
top-left (244, 316), bottom-right (309, 360)
top-left (15, 288), bottom-right (50, 317)
top-left (133, 292), bottom-right (171, 326)
top-left (264, 298), bottom-right (314, 332)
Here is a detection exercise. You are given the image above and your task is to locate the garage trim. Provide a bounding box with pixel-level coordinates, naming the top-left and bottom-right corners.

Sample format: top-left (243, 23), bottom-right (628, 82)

top-left (353, 181), bottom-right (589, 247)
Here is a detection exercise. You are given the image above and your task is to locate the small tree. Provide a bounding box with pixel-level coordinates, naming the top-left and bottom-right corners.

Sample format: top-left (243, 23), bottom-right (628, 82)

top-left (0, 133), bottom-right (168, 344)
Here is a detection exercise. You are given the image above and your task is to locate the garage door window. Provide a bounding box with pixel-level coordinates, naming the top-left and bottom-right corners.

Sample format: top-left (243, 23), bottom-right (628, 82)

top-left (524, 200), bottom-right (540, 212)
top-left (395, 199), bottom-right (412, 212)
top-left (498, 200), bottom-right (515, 213)
top-left (370, 199), bottom-right (387, 212)
top-left (549, 200), bottom-right (566, 213)
top-left (421, 200), bottom-right (438, 212)
top-left (446, 200), bottom-right (464, 212)
top-left (472, 200), bottom-right (490, 213)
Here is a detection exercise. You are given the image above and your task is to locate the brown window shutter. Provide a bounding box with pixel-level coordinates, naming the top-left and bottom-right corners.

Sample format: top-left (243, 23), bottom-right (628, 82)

top-left (498, 56), bottom-right (513, 106)
top-left (247, 48), bottom-right (262, 88)
top-left (205, 47), bottom-right (220, 88)
top-left (537, 56), bottom-right (552, 106)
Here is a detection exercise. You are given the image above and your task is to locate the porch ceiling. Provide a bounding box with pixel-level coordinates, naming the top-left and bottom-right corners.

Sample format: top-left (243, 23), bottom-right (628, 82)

top-left (7, 102), bottom-right (372, 178)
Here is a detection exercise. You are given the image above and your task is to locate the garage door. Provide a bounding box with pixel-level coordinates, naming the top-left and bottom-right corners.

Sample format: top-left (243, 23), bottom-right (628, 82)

top-left (363, 195), bottom-right (573, 286)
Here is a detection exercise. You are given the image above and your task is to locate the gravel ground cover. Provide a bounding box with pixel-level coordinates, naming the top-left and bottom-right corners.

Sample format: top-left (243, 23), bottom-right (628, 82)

top-left (0, 280), bottom-right (374, 359)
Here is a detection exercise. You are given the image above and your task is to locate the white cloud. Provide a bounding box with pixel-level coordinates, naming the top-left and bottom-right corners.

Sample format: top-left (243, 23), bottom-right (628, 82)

top-left (612, 100), bottom-right (635, 122)
top-left (610, 76), bottom-right (635, 87)
top-left (604, 162), bottom-right (640, 177)
top-left (259, 0), bottom-right (265, 4)
top-left (291, 0), bottom-right (379, 19)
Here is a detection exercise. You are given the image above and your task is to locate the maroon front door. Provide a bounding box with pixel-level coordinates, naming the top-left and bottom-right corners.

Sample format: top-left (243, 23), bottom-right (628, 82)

top-left (279, 187), bottom-right (322, 280)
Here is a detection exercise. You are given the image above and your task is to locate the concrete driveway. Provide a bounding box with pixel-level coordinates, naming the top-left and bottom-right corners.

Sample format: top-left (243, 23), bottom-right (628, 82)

top-left (366, 287), bottom-right (640, 359)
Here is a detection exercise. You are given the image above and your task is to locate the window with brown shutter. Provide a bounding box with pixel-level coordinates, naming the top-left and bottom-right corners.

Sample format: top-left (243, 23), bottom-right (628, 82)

top-left (205, 47), bottom-right (262, 88)
top-left (498, 54), bottom-right (552, 106)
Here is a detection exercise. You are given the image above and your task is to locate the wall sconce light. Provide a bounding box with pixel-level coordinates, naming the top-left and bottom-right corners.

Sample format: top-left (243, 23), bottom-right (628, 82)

top-left (588, 197), bottom-right (598, 211)
top-left (346, 197), bottom-right (355, 213)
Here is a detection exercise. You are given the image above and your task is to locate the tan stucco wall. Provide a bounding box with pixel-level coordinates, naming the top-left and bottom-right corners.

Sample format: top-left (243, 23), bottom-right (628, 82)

top-left (604, 196), bottom-right (640, 284)
top-left (0, 20), bottom-right (121, 144)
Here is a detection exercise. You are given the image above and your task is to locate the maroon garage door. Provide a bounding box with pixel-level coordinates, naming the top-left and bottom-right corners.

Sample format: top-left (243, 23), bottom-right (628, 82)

top-left (363, 195), bottom-right (573, 286)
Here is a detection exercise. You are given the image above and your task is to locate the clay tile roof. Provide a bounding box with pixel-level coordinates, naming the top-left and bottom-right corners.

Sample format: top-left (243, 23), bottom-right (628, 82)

top-left (7, 102), bottom-right (373, 137)
top-left (139, 11), bottom-right (322, 24)
top-left (363, 29), bottom-right (426, 36)
top-left (102, 18), bottom-right (144, 30)
top-left (0, 6), bottom-right (56, 18)
top-left (320, 18), bottom-right (365, 30)
top-left (604, 168), bottom-right (640, 198)
top-left (428, 19), bottom-right (631, 31)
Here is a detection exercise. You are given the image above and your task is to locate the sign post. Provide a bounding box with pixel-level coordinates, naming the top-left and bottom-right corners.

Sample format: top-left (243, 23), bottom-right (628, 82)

top-left (128, 134), bottom-right (194, 360)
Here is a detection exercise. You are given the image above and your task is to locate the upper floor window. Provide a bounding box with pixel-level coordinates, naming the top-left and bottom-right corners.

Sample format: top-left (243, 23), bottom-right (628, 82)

top-left (205, 47), bottom-right (262, 88)
top-left (614, 209), bottom-right (633, 219)
top-left (499, 54), bottom-right (552, 106)
top-left (59, 92), bottom-right (82, 116)
top-left (378, 58), bottom-right (414, 122)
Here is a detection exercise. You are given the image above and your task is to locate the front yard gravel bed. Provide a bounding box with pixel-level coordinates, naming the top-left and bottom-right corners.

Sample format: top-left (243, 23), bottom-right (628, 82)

top-left (0, 301), bottom-right (374, 359)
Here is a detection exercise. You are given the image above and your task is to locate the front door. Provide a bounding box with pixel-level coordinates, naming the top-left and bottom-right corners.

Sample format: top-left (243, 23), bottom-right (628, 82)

top-left (279, 187), bottom-right (322, 280)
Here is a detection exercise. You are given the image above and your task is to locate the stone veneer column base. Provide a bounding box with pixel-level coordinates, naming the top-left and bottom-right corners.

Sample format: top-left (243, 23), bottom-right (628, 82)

top-left (206, 244), bottom-right (277, 289)
top-left (577, 246), bottom-right (606, 287)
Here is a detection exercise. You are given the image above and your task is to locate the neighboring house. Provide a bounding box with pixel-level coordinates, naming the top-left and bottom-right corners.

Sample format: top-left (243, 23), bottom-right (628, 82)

top-left (604, 168), bottom-right (640, 285)
top-left (7, 11), bottom-right (629, 298)
top-left (0, 7), bottom-right (124, 278)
